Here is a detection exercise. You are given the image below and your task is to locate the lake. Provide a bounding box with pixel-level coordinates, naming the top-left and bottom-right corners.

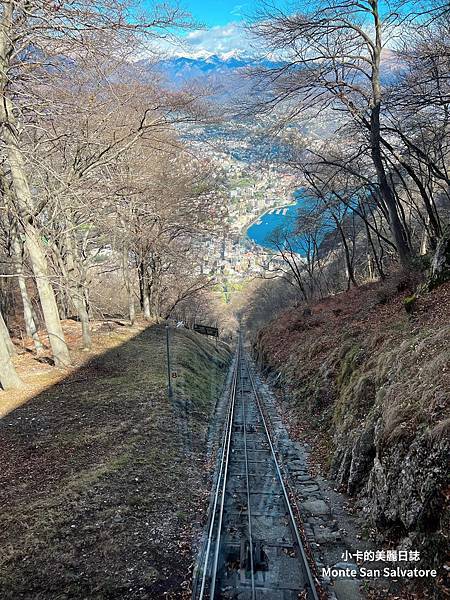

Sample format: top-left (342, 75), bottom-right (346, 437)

top-left (247, 202), bottom-right (300, 250)
top-left (247, 190), bottom-right (336, 256)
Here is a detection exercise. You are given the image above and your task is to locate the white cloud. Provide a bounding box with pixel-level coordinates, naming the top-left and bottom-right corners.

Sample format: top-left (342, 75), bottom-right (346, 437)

top-left (230, 3), bottom-right (245, 16)
top-left (154, 22), bottom-right (255, 59)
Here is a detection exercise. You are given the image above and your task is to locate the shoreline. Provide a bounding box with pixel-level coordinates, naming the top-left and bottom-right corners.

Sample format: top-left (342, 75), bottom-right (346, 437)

top-left (244, 199), bottom-right (298, 233)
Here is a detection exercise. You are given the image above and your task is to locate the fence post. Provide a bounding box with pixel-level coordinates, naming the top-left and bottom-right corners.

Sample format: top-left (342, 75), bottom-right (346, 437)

top-left (166, 323), bottom-right (173, 399)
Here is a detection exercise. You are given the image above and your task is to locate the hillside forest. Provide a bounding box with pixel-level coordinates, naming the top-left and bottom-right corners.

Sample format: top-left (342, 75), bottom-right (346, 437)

top-left (0, 1), bottom-right (449, 598)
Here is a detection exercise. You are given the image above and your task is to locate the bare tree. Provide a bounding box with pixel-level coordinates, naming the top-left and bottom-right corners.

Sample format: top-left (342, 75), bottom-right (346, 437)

top-left (0, 0), bottom-right (193, 366)
top-left (0, 307), bottom-right (21, 389)
top-left (250, 0), bottom-right (449, 267)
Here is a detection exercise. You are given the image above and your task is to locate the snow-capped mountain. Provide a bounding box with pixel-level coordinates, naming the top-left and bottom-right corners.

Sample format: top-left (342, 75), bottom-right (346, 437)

top-left (138, 54), bottom-right (281, 94)
top-left (157, 54), bottom-right (251, 79)
top-left (140, 49), bottom-right (403, 93)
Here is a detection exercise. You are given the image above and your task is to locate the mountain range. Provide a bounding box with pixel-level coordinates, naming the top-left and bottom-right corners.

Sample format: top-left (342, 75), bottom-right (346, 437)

top-left (139, 51), bottom-right (401, 96)
top-left (138, 54), bottom-right (281, 98)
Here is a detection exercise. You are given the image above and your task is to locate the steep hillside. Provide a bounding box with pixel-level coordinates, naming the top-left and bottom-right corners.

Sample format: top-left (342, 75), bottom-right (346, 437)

top-left (0, 323), bottom-right (231, 599)
top-left (254, 278), bottom-right (449, 591)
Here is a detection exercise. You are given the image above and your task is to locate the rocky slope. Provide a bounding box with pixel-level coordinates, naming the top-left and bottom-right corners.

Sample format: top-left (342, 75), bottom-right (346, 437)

top-left (253, 278), bottom-right (449, 593)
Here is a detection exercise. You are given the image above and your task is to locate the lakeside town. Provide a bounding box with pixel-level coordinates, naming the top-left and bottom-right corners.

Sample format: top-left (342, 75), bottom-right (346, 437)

top-left (188, 124), bottom-right (300, 282)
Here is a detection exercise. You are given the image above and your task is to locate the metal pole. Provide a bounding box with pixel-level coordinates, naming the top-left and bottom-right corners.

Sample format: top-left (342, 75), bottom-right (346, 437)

top-left (166, 323), bottom-right (173, 399)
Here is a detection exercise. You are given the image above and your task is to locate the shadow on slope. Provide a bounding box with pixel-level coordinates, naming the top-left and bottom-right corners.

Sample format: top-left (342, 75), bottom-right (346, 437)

top-left (0, 324), bottom-right (231, 600)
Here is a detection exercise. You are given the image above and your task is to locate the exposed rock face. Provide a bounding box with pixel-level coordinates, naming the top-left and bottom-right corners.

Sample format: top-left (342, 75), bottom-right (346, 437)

top-left (368, 431), bottom-right (448, 544)
top-left (430, 229), bottom-right (450, 287)
top-left (347, 424), bottom-right (376, 495)
top-left (329, 413), bottom-right (449, 566)
top-left (276, 368), bottom-right (447, 572)
top-left (253, 281), bottom-right (450, 579)
top-left (314, 334), bottom-right (449, 566)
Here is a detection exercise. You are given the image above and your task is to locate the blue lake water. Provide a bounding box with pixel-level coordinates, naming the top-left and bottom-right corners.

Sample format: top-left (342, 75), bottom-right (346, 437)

top-left (247, 190), bottom-right (336, 255)
top-left (247, 202), bottom-right (301, 249)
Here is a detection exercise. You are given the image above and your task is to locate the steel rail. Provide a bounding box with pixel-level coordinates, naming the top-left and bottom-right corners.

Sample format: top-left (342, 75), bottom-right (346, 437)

top-left (245, 356), bottom-right (320, 600)
top-left (197, 345), bottom-right (239, 600)
top-left (207, 340), bottom-right (240, 599)
top-left (196, 339), bottom-right (320, 599)
top-left (240, 342), bottom-right (256, 599)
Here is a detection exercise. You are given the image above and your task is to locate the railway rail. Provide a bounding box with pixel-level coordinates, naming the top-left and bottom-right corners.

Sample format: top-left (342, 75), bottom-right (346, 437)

top-left (192, 337), bottom-right (320, 600)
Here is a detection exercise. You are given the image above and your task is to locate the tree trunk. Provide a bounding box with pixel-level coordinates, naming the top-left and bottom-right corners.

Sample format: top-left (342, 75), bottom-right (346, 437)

top-left (77, 295), bottom-right (92, 351)
top-left (0, 310), bottom-right (15, 356)
top-left (0, 124), bottom-right (70, 366)
top-left (0, 310), bottom-right (22, 389)
top-left (129, 295), bottom-right (136, 325)
top-left (138, 259), bottom-right (151, 320)
top-left (143, 282), bottom-right (151, 320)
top-left (430, 228), bottom-right (450, 287)
top-left (333, 215), bottom-right (357, 289)
top-left (0, 3), bottom-right (70, 367)
top-left (23, 223), bottom-right (71, 366)
top-left (148, 255), bottom-right (162, 320)
top-left (138, 260), bottom-right (145, 311)
top-left (62, 226), bottom-right (92, 351)
top-left (122, 244), bottom-right (135, 325)
top-left (12, 230), bottom-right (43, 352)
top-left (420, 217), bottom-right (431, 256)
top-left (51, 241), bottom-right (73, 318)
top-left (367, 253), bottom-right (375, 280)
top-left (370, 107), bottom-right (412, 266)
top-left (380, 136), bottom-right (441, 247)
top-left (370, 2), bottom-right (412, 268)
top-left (363, 206), bottom-right (386, 279)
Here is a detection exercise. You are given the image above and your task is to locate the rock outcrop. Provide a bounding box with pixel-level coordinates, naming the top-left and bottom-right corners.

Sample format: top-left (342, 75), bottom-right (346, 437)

top-left (253, 279), bottom-right (450, 583)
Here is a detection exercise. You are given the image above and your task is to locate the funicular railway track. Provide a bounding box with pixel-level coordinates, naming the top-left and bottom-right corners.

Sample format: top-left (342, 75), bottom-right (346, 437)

top-left (193, 337), bottom-right (320, 600)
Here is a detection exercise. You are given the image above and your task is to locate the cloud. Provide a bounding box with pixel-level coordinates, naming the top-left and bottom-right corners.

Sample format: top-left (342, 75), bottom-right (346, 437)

top-left (156, 22), bottom-right (255, 59)
top-left (230, 3), bottom-right (249, 18)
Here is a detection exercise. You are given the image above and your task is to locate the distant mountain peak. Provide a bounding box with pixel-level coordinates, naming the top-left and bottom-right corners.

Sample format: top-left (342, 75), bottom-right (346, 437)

top-left (163, 49), bottom-right (254, 62)
top-left (137, 53), bottom-right (282, 99)
top-left (220, 50), bottom-right (248, 61)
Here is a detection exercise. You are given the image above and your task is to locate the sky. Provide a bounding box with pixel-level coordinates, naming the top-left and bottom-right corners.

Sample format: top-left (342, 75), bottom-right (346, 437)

top-left (143, 0), bottom-right (260, 58)
top-left (141, 0), bottom-right (421, 60)
top-left (181, 0), bottom-right (252, 26)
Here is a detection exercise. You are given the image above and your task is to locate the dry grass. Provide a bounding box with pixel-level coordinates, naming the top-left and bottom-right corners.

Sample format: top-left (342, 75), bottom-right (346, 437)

top-left (381, 326), bottom-right (450, 444)
top-left (1, 320), bottom-right (150, 418)
top-left (0, 321), bottom-right (231, 599)
top-left (257, 278), bottom-right (450, 449)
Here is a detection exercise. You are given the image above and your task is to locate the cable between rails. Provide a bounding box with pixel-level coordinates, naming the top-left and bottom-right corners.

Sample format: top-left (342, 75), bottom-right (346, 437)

top-left (241, 340), bottom-right (256, 599)
top-left (245, 355), bottom-right (321, 600)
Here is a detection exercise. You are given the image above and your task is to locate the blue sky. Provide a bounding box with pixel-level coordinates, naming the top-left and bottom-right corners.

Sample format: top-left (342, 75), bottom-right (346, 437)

top-left (142, 0), bottom-right (416, 59)
top-left (182, 0), bottom-right (251, 26)
top-left (176, 0), bottom-right (255, 57)
top-left (142, 0), bottom-right (259, 58)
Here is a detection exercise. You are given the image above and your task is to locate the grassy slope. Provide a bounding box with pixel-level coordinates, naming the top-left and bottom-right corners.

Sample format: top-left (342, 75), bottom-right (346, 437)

top-left (254, 278), bottom-right (449, 580)
top-left (0, 323), bottom-right (231, 599)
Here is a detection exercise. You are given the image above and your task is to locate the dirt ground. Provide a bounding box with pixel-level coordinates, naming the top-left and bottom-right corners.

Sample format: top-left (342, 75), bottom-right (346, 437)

top-left (0, 321), bottom-right (231, 599)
